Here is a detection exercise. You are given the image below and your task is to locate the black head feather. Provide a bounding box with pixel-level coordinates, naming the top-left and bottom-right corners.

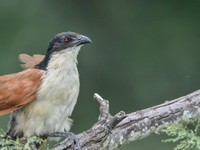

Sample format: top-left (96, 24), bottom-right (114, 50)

top-left (36, 32), bottom-right (91, 70)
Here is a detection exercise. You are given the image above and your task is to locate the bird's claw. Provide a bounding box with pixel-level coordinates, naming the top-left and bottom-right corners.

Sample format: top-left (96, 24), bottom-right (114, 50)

top-left (50, 131), bottom-right (81, 150)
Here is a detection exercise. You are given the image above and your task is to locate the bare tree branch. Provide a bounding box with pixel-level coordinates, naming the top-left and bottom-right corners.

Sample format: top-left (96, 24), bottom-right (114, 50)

top-left (51, 90), bottom-right (200, 150)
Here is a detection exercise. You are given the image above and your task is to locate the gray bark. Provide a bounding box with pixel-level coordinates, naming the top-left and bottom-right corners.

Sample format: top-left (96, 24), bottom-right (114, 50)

top-left (51, 90), bottom-right (200, 150)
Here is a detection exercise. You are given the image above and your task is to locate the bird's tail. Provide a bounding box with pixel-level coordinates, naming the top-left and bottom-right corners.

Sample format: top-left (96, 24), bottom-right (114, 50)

top-left (18, 53), bottom-right (45, 69)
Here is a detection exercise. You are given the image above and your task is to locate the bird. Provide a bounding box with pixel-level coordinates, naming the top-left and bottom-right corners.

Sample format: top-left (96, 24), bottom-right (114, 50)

top-left (0, 32), bottom-right (92, 142)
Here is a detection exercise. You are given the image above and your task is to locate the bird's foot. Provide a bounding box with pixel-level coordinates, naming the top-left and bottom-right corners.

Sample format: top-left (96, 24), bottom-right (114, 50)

top-left (50, 131), bottom-right (81, 150)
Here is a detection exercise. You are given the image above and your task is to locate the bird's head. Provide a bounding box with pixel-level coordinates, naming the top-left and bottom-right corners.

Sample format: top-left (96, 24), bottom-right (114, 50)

top-left (36, 32), bottom-right (92, 70)
top-left (48, 32), bottom-right (92, 53)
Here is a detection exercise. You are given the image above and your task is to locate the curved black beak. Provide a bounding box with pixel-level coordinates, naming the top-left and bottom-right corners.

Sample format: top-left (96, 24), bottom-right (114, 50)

top-left (76, 35), bottom-right (92, 46)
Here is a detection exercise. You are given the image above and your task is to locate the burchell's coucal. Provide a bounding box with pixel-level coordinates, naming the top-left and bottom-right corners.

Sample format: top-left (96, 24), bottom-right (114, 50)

top-left (0, 32), bottom-right (91, 140)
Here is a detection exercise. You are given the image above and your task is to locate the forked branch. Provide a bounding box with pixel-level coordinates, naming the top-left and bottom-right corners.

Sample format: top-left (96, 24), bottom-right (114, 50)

top-left (52, 90), bottom-right (200, 150)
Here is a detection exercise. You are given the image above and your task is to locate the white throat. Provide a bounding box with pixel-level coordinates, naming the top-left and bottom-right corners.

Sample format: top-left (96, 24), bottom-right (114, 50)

top-left (47, 46), bottom-right (81, 69)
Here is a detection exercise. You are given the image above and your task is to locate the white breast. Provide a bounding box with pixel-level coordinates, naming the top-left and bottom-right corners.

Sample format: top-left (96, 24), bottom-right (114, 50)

top-left (15, 47), bottom-right (81, 137)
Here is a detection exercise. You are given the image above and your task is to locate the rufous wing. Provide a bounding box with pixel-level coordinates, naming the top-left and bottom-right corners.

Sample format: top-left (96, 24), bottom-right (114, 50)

top-left (19, 53), bottom-right (45, 69)
top-left (0, 69), bottom-right (44, 115)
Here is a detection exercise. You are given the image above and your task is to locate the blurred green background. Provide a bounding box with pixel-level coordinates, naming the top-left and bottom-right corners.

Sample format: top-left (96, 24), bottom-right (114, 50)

top-left (0, 1), bottom-right (200, 149)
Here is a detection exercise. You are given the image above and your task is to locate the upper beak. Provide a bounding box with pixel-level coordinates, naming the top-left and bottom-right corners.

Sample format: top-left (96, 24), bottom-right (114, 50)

top-left (77, 35), bottom-right (92, 46)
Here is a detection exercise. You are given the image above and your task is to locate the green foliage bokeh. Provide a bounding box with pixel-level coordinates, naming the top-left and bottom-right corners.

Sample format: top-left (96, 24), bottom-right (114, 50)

top-left (0, 1), bottom-right (200, 149)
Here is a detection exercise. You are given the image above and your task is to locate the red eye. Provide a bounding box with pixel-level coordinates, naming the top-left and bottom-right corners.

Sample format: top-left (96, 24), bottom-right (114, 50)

top-left (64, 38), bottom-right (69, 44)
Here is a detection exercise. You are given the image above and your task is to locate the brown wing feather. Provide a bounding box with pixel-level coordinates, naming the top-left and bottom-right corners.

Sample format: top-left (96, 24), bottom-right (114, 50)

top-left (19, 54), bottom-right (45, 69)
top-left (0, 69), bottom-right (44, 115)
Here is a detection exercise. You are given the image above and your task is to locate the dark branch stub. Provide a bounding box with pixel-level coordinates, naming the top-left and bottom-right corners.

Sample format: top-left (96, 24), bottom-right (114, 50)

top-left (108, 111), bottom-right (127, 129)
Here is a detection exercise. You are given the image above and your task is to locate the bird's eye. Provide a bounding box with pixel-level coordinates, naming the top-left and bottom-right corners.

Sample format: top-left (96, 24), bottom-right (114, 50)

top-left (63, 37), bottom-right (70, 44)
